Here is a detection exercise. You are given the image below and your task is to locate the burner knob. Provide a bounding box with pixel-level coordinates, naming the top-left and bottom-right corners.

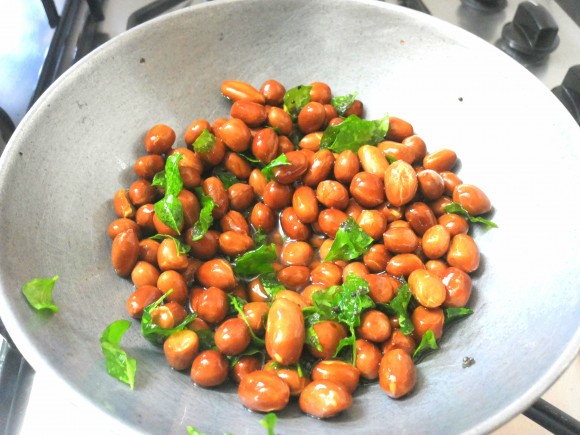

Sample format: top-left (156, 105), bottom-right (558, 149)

top-left (552, 65), bottom-right (580, 125)
top-left (500, 2), bottom-right (559, 62)
top-left (460, 0), bottom-right (506, 13)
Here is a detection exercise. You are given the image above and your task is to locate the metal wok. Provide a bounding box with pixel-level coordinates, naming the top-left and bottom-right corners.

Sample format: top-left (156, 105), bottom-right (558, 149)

top-left (0, 0), bottom-right (579, 433)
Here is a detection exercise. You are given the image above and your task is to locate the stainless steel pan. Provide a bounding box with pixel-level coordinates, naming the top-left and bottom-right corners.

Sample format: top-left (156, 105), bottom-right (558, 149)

top-left (0, 0), bottom-right (579, 433)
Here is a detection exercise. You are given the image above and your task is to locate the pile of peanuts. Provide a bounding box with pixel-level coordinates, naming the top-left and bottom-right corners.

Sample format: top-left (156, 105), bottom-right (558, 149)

top-left (108, 79), bottom-right (491, 419)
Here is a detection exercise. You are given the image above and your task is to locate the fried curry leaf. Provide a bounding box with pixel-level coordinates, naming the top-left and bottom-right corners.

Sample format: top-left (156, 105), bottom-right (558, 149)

top-left (305, 325), bottom-right (323, 352)
top-left (228, 294), bottom-right (265, 346)
top-left (444, 202), bottom-right (498, 228)
top-left (260, 412), bottom-right (278, 435)
top-left (100, 320), bottom-right (136, 389)
top-left (233, 243), bottom-right (277, 277)
top-left (377, 282), bottom-right (414, 335)
top-left (330, 274), bottom-right (374, 328)
top-left (193, 129), bottom-right (216, 154)
top-left (444, 307), bottom-right (474, 326)
top-left (149, 234), bottom-right (191, 255)
top-left (304, 274), bottom-right (374, 364)
top-left (154, 194), bottom-right (183, 234)
top-left (22, 275), bottom-right (59, 312)
top-left (153, 154), bottom-right (185, 233)
top-left (261, 153), bottom-right (291, 182)
top-left (191, 188), bottom-right (216, 241)
top-left (252, 228), bottom-right (269, 247)
top-left (151, 154), bottom-right (183, 195)
top-left (196, 329), bottom-right (216, 352)
top-left (319, 114), bottom-right (389, 153)
top-left (283, 85), bottom-right (312, 120)
top-left (412, 330), bottom-right (439, 363)
top-left (151, 170), bottom-right (166, 189)
top-left (324, 217), bottom-right (373, 262)
top-left (331, 92), bottom-right (357, 117)
top-left (260, 272), bottom-right (285, 299)
top-left (238, 152), bottom-right (261, 163)
top-left (141, 291), bottom-right (196, 345)
top-left (212, 166), bottom-right (239, 189)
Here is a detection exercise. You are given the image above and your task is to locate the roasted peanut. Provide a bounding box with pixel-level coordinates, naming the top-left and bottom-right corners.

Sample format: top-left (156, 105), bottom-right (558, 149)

top-left (422, 224), bottom-right (451, 259)
top-left (350, 172), bottom-right (385, 208)
top-left (292, 186), bottom-right (319, 224)
top-left (277, 265), bottom-right (311, 291)
top-left (378, 141), bottom-right (415, 164)
top-left (214, 318), bottom-right (251, 356)
top-left (316, 180), bottom-right (349, 210)
top-left (274, 150), bottom-right (309, 184)
top-left (412, 306), bottom-right (445, 341)
top-left (312, 360), bottom-right (360, 393)
top-left (386, 117), bottom-right (414, 142)
top-left (299, 380), bottom-right (352, 419)
top-left (218, 231), bottom-right (254, 256)
top-left (405, 201), bottom-right (437, 236)
top-left (221, 80), bottom-right (265, 104)
top-left (191, 349), bottom-right (229, 387)
top-left (334, 150), bottom-right (360, 184)
top-left (408, 269), bottom-right (446, 308)
top-left (265, 299), bottom-right (305, 365)
top-left (441, 266), bottom-right (473, 307)
top-left (379, 349), bottom-right (416, 398)
top-left (111, 229), bottom-right (139, 277)
top-left (357, 310), bottom-right (391, 343)
top-left (358, 145), bottom-right (389, 178)
top-left (196, 258), bottom-right (236, 290)
top-left (164, 330), bottom-right (199, 371)
top-left (263, 181), bottom-right (293, 210)
top-left (384, 160), bottom-right (418, 206)
top-left (298, 102), bottom-right (326, 134)
top-left (386, 253), bottom-right (425, 278)
top-left (238, 370), bottom-right (290, 412)
top-left (126, 285), bottom-right (163, 319)
top-left (260, 79), bottom-right (286, 105)
top-left (423, 148), bottom-right (457, 172)
top-left (453, 183), bottom-right (491, 215)
top-left (447, 233), bottom-right (480, 273)
top-left (252, 128), bottom-right (279, 163)
top-left (219, 118), bottom-right (252, 152)
top-left (144, 124), bottom-right (175, 154)
top-left (355, 339), bottom-right (382, 380)
top-left (228, 183), bottom-right (254, 211)
top-left (280, 207), bottom-right (311, 241)
top-left (134, 154), bottom-right (165, 180)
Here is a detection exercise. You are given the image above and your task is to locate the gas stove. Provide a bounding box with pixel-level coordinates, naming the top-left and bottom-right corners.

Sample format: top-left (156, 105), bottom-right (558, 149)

top-left (0, 1), bottom-right (579, 434)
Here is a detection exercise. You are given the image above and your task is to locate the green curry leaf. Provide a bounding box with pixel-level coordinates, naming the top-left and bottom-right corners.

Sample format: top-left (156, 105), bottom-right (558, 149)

top-left (260, 412), bottom-right (278, 435)
top-left (141, 291), bottom-right (196, 345)
top-left (412, 330), bottom-right (438, 363)
top-left (191, 188), bottom-right (216, 241)
top-left (319, 114), bottom-right (389, 153)
top-left (22, 276), bottom-right (59, 312)
top-left (154, 194), bottom-right (183, 234)
top-left (377, 282), bottom-right (414, 335)
top-left (193, 129), bottom-right (216, 154)
top-left (149, 234), bottom-right (191, 255)
top-left (444, 202), bottom-right (498, 228)
top-left (283, 85), bottom-right (312, 120)
top-left (324, 217), bottom-right (373, 262)
top-left (331, 92), bottom-right (357, 117)
top-left (233, 244), bottom-right (277, 277)
top-left (100, 320), bottom-right (136, 389)
top-left (261, 153), bottom-right (291, 182)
